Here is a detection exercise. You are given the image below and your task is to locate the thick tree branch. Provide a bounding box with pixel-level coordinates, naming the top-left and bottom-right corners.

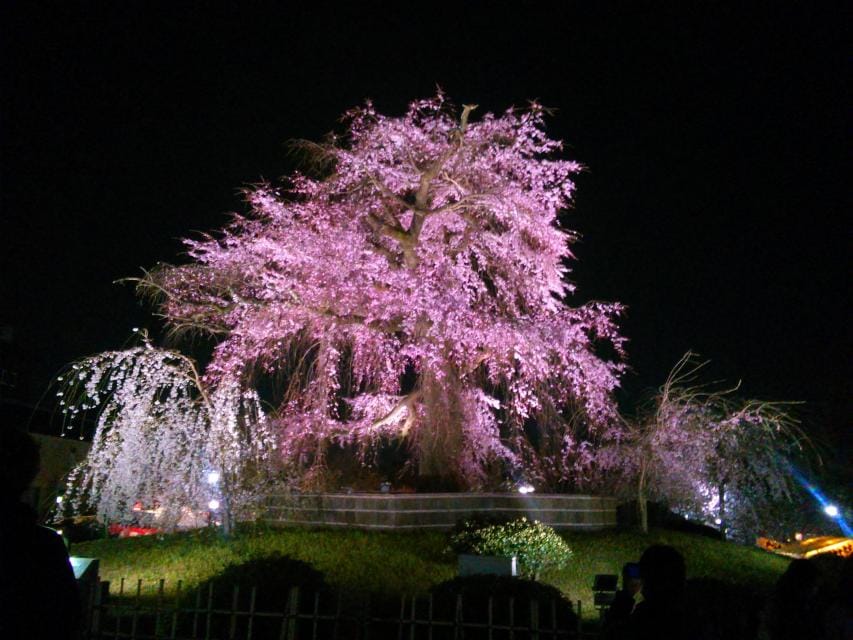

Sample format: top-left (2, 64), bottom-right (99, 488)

top-left (315, 307), bottom-right (402, 333)
top-left (369, 391), bottom-right (421, 436)
top-left (365, 212), bottom-right (410, 244)
top-left (366, 236), bottom-right (403, 268)
top-left (411, 104), bottom-right (478, 239)
top-left (368, 174), bottom-right (412, 212)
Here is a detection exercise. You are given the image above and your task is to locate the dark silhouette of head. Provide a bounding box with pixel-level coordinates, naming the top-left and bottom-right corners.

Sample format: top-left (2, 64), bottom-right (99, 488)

top-left (0, 427), bottom-right (41, 501)
top-left (767, 557), bottom-right (831, 640)
top-left (638, 544), bottom-right (686, 602)
top-left (622, 561), bottom-right (642, 594)
top-left (776, 558), bottom-right (820, 602)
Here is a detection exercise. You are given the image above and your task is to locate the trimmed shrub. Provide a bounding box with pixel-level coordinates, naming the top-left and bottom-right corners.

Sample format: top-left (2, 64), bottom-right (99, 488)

top-left (430, 575), bottom-right (579, 639)
top-left (192, 554), bottom-right (327, 606)
top-left (177, 554), bottom-right (330, 638)
top-left (448, 517), bottom-right (572, 579)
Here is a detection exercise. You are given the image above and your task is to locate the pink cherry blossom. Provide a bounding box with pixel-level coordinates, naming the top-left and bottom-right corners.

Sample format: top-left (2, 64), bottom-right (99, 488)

top-left (62, 95), bottom-right (627, 516)
top-left (141, 94), bottom-right (626, 487)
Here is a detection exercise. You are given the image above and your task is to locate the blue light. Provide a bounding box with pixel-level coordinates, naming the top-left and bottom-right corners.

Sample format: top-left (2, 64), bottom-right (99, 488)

top-left (789, 464), bottom-right (852, 536)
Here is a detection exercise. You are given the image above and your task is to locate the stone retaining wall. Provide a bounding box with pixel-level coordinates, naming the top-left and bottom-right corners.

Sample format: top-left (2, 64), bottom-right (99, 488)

top-left (263, 493), bottom-right (617, 530)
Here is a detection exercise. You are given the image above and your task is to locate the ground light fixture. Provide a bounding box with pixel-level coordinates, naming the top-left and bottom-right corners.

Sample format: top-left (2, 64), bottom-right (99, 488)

top-left (518, 484), bottom-right (535, 494)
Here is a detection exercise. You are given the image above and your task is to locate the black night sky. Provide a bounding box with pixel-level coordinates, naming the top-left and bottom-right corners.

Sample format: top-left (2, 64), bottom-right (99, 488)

top-left (1, 5), bottom-right (849, 455)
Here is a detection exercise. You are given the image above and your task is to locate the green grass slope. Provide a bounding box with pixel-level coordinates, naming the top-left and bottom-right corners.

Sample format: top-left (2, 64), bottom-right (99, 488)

top-left (73, 525), bottom-right (789, 618)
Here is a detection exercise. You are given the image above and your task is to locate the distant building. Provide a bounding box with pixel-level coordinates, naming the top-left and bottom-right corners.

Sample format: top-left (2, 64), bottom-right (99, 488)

top-left (1, 324), bottom-right (93, 519)
top-left (26, 433), bottom-right (91, 518)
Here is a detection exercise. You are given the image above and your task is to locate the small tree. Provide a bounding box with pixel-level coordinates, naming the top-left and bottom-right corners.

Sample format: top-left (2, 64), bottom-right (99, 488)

top-left (57, 334), bottom-right (275, 532)
top-left (614, 353), bottom-right (807, 539)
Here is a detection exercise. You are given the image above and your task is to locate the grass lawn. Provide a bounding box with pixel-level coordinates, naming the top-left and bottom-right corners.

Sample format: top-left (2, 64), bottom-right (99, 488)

top-left (73, 524), bottom-right (790, 619)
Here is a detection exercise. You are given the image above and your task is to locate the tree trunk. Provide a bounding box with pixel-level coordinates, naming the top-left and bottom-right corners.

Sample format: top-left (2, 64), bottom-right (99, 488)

top-left (638, 462), bottom-right (649, 534)
top-left (220, 471), bottom-right (234, 537)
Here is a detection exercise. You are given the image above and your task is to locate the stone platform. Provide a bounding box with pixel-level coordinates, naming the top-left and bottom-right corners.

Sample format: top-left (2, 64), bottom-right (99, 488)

top-left (262, 492), bottom-right (617, 530)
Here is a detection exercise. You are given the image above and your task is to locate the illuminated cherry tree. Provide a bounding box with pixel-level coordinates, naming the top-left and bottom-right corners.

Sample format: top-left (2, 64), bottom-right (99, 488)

top-left (58, 336), bottom-right (275, 532)
top-left (140, 94), bottom-right (625, 488)
top-left (605, 353), bottom-right (806, 539)
top-left (60, 95), bottom-right (626, 524)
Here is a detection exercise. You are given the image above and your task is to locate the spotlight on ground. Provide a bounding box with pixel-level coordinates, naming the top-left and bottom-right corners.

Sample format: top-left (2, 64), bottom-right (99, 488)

top-left (518, 484), bottom-right (535, 494)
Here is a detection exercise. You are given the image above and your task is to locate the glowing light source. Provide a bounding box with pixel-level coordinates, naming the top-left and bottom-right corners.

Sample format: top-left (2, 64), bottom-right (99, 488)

top-left (55, 495), bottom-right (64, 504)
top-left (789, 464), bottom-right (853, 536)
top-left (794, 532), bottom-right (803, 541)
top-left (206, 471), bottom-right (220, 485)
top-left (208, 499), bottom-right (220, 510)
top-left (714, 518), bottom-right (722, 525)
top-left (518, 484), bottom-right (535, 494)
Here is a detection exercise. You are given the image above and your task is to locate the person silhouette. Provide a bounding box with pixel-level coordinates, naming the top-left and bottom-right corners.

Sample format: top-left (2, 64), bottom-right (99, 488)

top-left (629, 544), bottom-right (687, 640)
top-left (0, 427), bottom-right (81, 639)
top-left (602, 562), bottom-right (642, 638)
top-left (767, 556), bottom-right (848, 640)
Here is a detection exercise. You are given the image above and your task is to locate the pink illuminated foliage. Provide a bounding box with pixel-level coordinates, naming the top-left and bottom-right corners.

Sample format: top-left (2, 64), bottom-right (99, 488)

top-left (144, 94), bottom-right (626, 488)
top-left (60, 95), bottom-right (627, 524)
top-left (601, 353), bottom-right (807, 540)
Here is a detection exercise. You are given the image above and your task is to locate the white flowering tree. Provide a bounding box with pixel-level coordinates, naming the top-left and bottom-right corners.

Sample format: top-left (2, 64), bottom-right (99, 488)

top-left (58, 334), bottom-right (275, 532)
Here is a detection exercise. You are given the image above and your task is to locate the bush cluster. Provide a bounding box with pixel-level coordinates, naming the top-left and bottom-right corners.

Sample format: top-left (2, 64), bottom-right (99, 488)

top-left (448, 517), bottom-right (572, 579)
top-left (430, 575), bottom-right (578, 638)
